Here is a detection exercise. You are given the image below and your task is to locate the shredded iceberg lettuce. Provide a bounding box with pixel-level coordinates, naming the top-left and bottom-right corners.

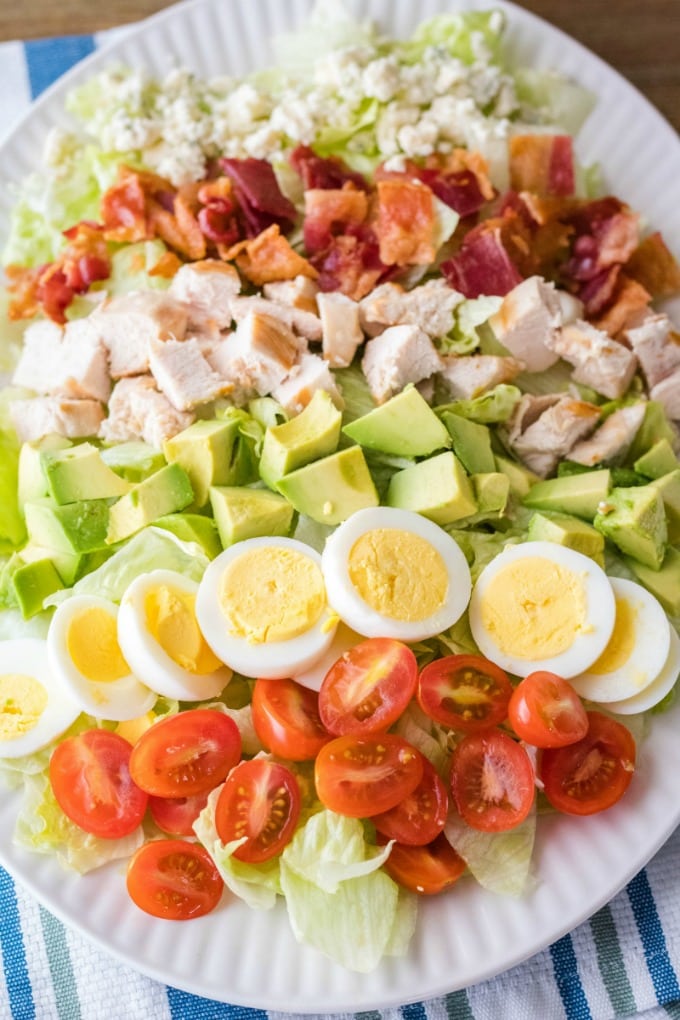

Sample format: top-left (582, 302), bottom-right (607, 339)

top-left (444, 807), bottom-right (537, 896)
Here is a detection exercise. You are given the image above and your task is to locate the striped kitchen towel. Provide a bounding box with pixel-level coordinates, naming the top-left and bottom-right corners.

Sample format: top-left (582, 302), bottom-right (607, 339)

top-left (2, 26), bottom-right (680, 1020)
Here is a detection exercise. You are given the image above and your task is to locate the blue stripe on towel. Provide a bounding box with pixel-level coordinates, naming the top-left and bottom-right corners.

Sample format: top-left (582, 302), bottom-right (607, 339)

top-left (0, 867), bottom-right (35, 1020)
top-left (628, 869), bottom-right (680, 1003)
top-left (550, 933), bottom-right (592, 1020)
top-left (24, 35), bottom-right (96, 99)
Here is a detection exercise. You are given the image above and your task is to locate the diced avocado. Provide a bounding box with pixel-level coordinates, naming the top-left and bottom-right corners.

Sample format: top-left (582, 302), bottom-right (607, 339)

top-left (594, 484), bottom-right (667, 569)
top-left (441, 412), bottom-right (495, 474)
top-left (106, 464), bottom-right (194, 544)
top-left (627, 400), bottom-right (678, 464)
top-left (623, 546), bottom-right (680, 616)
top-left (277, 447), bottom-right (379, 525)
top-left (153, 513), bottom-right (222, 559)
top-left (209, 486), bottom-right (295, 546)
top-left (101, 441), bottom-right (166, 482)
top-left (18, 435), bottom-right (72, 507)
top-left (164, 418), bottom-right (255, 508)
top-left (260, 390), bottom-right (343, 489)
top-left (527, 511), bottom-right (605, 567)
top-left (11, 558), bottom-right (63, 618)
top-left (523, 469), bottom-right (612, 520)
top-left (634, 438), bottom-right (680, 480)
top-left (494, 454), bottom-right (540, 498)
top-left (24, 498), bottom-right (112, 555)
top-left (386, 451), bottom-right (477, 526)
top-left (343, 386), bottom-right (450, 459)
top-left (42, 442), bottom-right (132, 504)
top-left (650, 469), bottom-right (680, 543)
top-left (471, 472), bottom-right (510, 516)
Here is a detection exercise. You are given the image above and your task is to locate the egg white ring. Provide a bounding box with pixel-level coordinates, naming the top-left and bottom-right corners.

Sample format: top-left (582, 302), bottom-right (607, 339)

top-left (47, 595), bottom-right (158, 722)
top-left (320, 506), bottom-right (472, 642)
top-left (118, 569), bottom-right (233, 701)
top-left (0, 638), bottom-right (81, 759)
top-left (468, 540), bottom-right (616, 679)
top-left (196, 537), bottom-right (338, 680)
top-left (569, 577), bottom-right (672, 704)
top-left (291, 623), bottom-right (363, 692)
top-left (604, 626), bottom-right (680, 715)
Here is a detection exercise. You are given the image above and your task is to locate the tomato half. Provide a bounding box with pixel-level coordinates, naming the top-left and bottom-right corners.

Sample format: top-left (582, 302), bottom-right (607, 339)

top-left (539, 710), bottom-right (636, 816)
top-left (371, 757), bottom-right (449, 845)
top-left (126, 839), bottom-right (223, 920)
top-left (318, 638), bottom-right (418, 736)
top-left (149, 792), bottom-right (210, 836)
top-left (314, 733), bottom-right (423, 818)
top-left (252, 678), bottom-right (331, 760)
top-left (380, 833), bottom-right (466, 895)
top-left (214, 759), bottom-right (300, 863)
top-left (129, 709), bottom-right (242, 797)
top-left (508, 671), bottom-right (589, 748)
top-left (450, 728), bottom-right (535, 832)
top-left (417, 654), bottom-right (512, 733)
top-left (49, 729), bottom-right (147, 839)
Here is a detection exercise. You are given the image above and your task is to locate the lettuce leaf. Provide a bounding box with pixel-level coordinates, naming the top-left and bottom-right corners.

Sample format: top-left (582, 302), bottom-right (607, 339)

top-left (398, 11), bottom-right (506, 66)
top-left (444, 806), bottom-right (536, 896)
top-left (436, 383), bottom-right (522, 424)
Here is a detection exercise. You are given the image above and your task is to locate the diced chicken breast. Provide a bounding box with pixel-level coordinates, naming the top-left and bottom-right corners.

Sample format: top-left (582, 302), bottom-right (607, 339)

top-left (272, 353), bottom-right (344, 416)
top-left (229, 295), bottom-right (322, 342)
top-left (438, 354), bottom-right (521, 400)
top-left (10, 397), bottom-right (105, 443)
top-left (12, 318), bottom-right (111, 402)
top-left (168, 259), bottom-right (241, 333)
top-left (556, 291), bottom-right (585, 326)
top-left (208, 312), bottom-right (301, 397)
top-left (507, 394), bottom-right (601, 477)
top-left (361, 325), bottom-right (443, 404)
top-left (624, 312), bottom-right (680, 389)
top-left (506, 393), bottom-right (562, 444)
top-left (100, 376), bottom-right (194, 449)
top-left (359, 279), bottom-right (463, 338)
top-left (317, 292), bottom-right (364, 368)
top-left (547, 319), bottom-right (638, 399)
top-left (263, 276), bottom-right (320, 314)
top-left (148, 338), bottom-right (231, 411)
top-left (568, 403), bottom-right (647, 466)
top-left (92, 292), bottom-right (189, 377)
top-left (650, 370), bottom-right (680, 422)
top-left (488, 275), bottom-right (562, 372)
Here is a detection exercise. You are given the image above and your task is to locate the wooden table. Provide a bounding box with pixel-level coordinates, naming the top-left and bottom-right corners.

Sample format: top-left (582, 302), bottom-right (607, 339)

top-left (0, 0), bottom-right (678, 133)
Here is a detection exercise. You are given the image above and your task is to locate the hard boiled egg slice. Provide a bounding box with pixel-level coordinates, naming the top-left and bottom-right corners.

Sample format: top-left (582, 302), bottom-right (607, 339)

top-left (321, 506), bottom-right (472, 642)
top-left (47, 595), bottom-right (157, 722)
top-left (0, 639), bottom-right (80, 758)
top-left (291, 622), bottom-right (363, 692)
top-left (468, 541), bottom-right (616, 678)
top-left (196, 536), bottom-right (338, 679)
top-left (569, 577), bottom-right (672, 704)
top-left (118, 570), bottom-right (233, 701)
top-left (605, 626), bottom-right (680, 715)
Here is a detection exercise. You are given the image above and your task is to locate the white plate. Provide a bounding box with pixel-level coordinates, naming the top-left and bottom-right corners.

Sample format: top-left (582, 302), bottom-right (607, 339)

top-left (2, 0), bottom-right (680, 1012)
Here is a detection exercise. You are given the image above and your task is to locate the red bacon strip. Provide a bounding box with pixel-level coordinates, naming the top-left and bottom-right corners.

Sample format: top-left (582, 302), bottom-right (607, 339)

top-left (290, 144), bottom-right (369, 191)
top-left (220, 157), bottom-right (297, 237)
top-left (509, 135), bottom-right (575, 197)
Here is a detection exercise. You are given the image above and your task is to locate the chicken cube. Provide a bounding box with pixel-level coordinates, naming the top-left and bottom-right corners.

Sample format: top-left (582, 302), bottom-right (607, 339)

top-left (229, 295), bottom-right (322, 342)
top-left (10, 397), bottom-right (105, 443)
top-left (507, 394), bottom-right (601, 477)
top-left (317, 292), bottom-right (364, 368)
top-left (438, 354), bottom-right (521, 400)
top-left (263, 275), bottom-right (320, 314)
top-left (568, 403), bottom-right (647, 466)
top-left (12, 318), bottom-right (111, 402)
top-left (272, 353), bottom-right (344, 416)
top-left (208, 312), bottom-right (301, 397)
top-left (488, 276), bottom-right (562, 372)
top-left (359, 279), bottom-right (463, 338)
top-left (100, 376), bottom-right (194, 449)
top-left (148, 338), bottom-right (231, 411)
top-left (92, 292), bottom-right (189, 377)
top-left (361, 325), bottom-right (443, 404)
top-left (168, 259), bottom-right (241, 333)
top-left (624, 312), bottom-right (680, 389)
top-left (650, 370), bottom-right (680, 422)
top-left (547, 319), bottom-right (638, 399)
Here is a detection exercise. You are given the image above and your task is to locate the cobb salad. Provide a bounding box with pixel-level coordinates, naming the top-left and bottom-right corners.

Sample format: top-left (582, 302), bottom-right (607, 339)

top-left (0, 0), bottom-right (680, 980)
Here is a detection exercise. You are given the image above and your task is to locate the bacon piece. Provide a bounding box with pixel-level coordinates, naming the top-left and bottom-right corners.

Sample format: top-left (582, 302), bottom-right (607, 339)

top-left (100, 168), bottom-right (149, 242)
top-left (314, 227), bottom-right (389, 302)
top-left (625, 231), bottom-right (680, 298)
top-left (290, 145), bottom-right (369, 191)
top-left (591, 275), bottom-right (652, 336)
top-left (303, 186), bottom-right (369, 253)
top-left (561, 197), bottom-right (640, 315)
top-left (441, 223), bottom-right (523, 298)
top-left (225, 224), bottom-right (317, 287)
top-left (509, 135), bottom-right (575, 197)
top-left (220, 157), bottom-right (297, 238)
top-left (375, 179), bottom-right (436, 266)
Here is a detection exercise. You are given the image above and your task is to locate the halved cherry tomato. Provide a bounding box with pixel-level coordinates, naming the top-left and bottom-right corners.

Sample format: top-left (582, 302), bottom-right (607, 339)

top-left (372, 757), bottom-right (448, 846)
top-left (539, 710), bottom-right (636, 816)
top-left (380, 833), bottom-right (466, 895)
top-left (214, 759), bottom-right (300, 863)
top-left (129, 709), bottom-right (241, 798)
top-left (149, 792), bottom-right (210, 836)
top-left (126, 839), bottom-right (224, 920)
top-left (450, 728), bottom-right (535, 832)
top-left (49, 729), bottom-right (147, 839)
top-left (318, 638), bottom-right (418, 736)
top-left (417, 654), bottom-right (512, 733)
top-left (252, 678), bottom-right (331, 760)
top-left (315, 733), bottom-right (423, 818)
top-left (508, 671), bottom-right (589, 748)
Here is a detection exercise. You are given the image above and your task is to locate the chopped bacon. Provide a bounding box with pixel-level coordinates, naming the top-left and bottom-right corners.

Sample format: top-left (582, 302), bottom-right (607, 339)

top-left (509, 135), bottom-right (575, 197)
top-left (591, 274), bottom-right (652, 335)
top-left (100, 169), bottom-right (149, 242)
top-left (225, 224), bottom-right (317, 287)
top-left (441, 222), bottom-right (523, 298)
top-left (560, 197), bottom-right (640, 314)
top-left (148, 251), bottom-right (184, 278)
top-left (375, 179), bottom-right (436, 265)
top-left (376, 150), bottom-right (494, 219)
top-left (290, 145), bottom-right (369, 191)
top-left (625, 231), bottom-right (680, 298)
top-left (303, 185), bottom-right (369, 253)
top-left (220, 157), bottom-right (297, 238)
top-left (314, 225), bottom-right (389, 301)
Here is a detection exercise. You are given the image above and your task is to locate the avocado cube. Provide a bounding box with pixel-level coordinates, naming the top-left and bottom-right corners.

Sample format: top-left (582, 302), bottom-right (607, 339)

top-left (18, 435), bottom-right (72, 507)
top-left (623, 546), bottom-right (680, 616)
top-left (277, 447), bottom-right (379, 525)
top-left (24, 498), bottom-right (112, 555)
top-left (260, 390), bottom-right (342, 490)
top-left (650, 469), bottom-right (680, 544)
top-left (11, 558), bottom-right (63, 618)
top-left (100, 441), bottom-right (166, 482)
top-left (634, 438), bottom-right (680, 480)
top-left (494, 454), bottom-right (540, 498)
top-left (627, 400), bottom-right (678, 464)
top-left (164, 418), bottom-right (256, 508)
top-left (386, 451), bottom-right (477, 525)
top-left (523, 469), bottom-right (611, 520)
top-left (343, 386), bottom-right (451, 459)
top-left (42, 442), bottom-right (132, 504)
top-left (209, 487), bottom-right (295, 547)
top-left (594, 484), bottom-right (667, 569)
top-left (441, 412), bottom-right (496, 475)
top-left (153, 513), bottom-right (222, 560)
top-left (106, 464), bottom-right (194, 544)
top-left (527, 511), bottom-right (605, 566)
top-left (472, 472), bottom-right (511, 516)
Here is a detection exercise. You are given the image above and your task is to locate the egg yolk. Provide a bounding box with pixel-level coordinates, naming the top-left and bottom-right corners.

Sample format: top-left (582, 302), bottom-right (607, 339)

top-left (588, 596), bottom-right (636, 675)
top-left (347, 528), bottom-right (449, 622)
top-left (145, 586), bottom-right (223, 674)
top-left (66, 607), bottom-right (130, 683)
top-left (479, 557), bottom-right (587, 660)
top-left (0, 675), bottom-right (47, 741)
top-left (219, 546), bottom-right (326, 643)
